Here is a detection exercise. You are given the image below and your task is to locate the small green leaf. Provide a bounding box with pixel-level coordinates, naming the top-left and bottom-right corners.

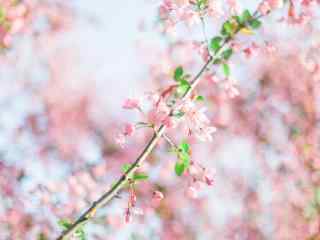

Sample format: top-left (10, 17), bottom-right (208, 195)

top-left (177, 79), bottom-right (191, 96)
top-left (173, 111), bottom-right (185, 118)
top-left (233, 15), bottom-right (243, 25)
top-left (249, 19), bottom-right (262, 29)
top-left (175, 152), bottom-right (190, 176)
top-left (213, 58), bottom-right (222, 65)
top-left (174, 66), bottom-right (184, 81)
top-left (222, 48), bottom-right (233, 60)
top-left (179, 151), bottom-right (190, 163)
top-left (75, 227), bottom-right (86, 240)
top-left (221, 21), bottom-right (233, 36)
top-left (179, 142), bottom-right (190, 153)
top-left (210, 36), bottom-right (222, 53)
top-left (196, 0), bottom-right (208, 10)
top-left (196, 95), bottom-right (205, 101)
top-left (222, 63), bottom-right (230, 77)
top-left (122, 163), bottom-right (132, 173)
top-left (133, 173), bottom-right (149, 181)
top-left (242, 9), bottom-right (252, 22)
top-left (58, 219), bottom-right (72, 230)
top-left (121, 163), bottom-right (135, 180)
top-left (175, 162), bottom-right (186, 176)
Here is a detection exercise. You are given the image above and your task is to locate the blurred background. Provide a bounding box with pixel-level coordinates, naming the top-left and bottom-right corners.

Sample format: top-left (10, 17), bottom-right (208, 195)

top-left (1, 0), bottom-right (320, 239)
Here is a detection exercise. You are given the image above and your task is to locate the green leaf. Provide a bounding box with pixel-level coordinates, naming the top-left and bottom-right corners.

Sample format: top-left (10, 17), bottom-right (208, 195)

top-left (242, 9), bottom-right (252, 22)
top-left (174, 141), bottom-right (190, 177)
top-left (196, 95), bottom-right (205, 101)
top-left (173, 111), bottom-right (185, 118)
top-left (121, 163), bottom-right (135, 180)
top-left (122, 163), bottom-right (132, 173)
top-left (213, 58), bottom-right (222, 65)
top-left (210, 36), bottom-right (222, 53)
top-left (196, 0), bottom-right (208, 10)
top-left (179, 142), bottom-right (190, 153)
top-left (249, 19), bottom-right (262, 29)
top-left (175, 162), bottom-right (186, 176)
top-left (179, 151), bottom-right (190, 163)
top-left (233, 15), bottom-right (243, 25)
top-left (133, 173), bottom-right (149, 181)
top-left (122, 164), bottom-right (148, 182)
top-left (222, 48), bottom-right (233, 60)
top-left (221, 21), bottom-right (233, 36)
top-left (75, 227), bottom-right (86, 240)
top-left (222, 63), bottom-right (230, 77)
top-left (174, 66), bottom-right (184, 81)
top-left (177, 79), bottom-right (191, 96)
top-left (58, 219), bottom-right (72, 230)
top-left (175, 152), bottom-right (190, 176)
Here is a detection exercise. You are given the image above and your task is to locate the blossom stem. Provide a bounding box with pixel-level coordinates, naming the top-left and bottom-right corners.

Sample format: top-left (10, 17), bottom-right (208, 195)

top-left (162, 133), bottom-right (178, 149)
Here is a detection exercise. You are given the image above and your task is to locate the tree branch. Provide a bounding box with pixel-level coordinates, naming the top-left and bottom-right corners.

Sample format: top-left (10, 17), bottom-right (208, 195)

top-left (56, 8), bottom-right (267, 240)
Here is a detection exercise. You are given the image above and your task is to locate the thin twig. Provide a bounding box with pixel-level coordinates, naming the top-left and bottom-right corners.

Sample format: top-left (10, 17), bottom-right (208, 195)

top-left (162, 133), bottom-right (178, 149)
top-left (56, 55), bottom-right (212, 240)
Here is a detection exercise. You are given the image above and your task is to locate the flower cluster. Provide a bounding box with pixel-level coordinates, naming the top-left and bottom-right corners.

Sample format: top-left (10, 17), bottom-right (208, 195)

top-left (0, 1), bottom-right (28, 48)
top-left (159, 0), bottom-right (225, 34)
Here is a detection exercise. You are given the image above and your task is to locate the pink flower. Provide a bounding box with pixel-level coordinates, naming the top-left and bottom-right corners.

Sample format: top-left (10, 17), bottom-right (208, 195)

top-left (264, 41), bottom-right (277, 54)
top-left (130, 190), bottom-right (137, 207)
top-left (243, 43), bottom-right (259, 58)
top-left (205, 73), bottom-right (221, 84)
top-left (188, 164), bottom-right (200, 176)
top-left (207, 1), bottom-right (224, 17)
top-left (186, 186), bottom-right (198, 199)
top-left (124, 123), bottom-right (135, 136)
top-left (259, 0), bottom-right (283, 15)
top-left (179, 99), bottom-right (217, 142)
top-left (180, 9), bottom-right (200, 26)
top-left (159, 5), bottom-right (169, 19)
top-left (204, 174), bottom-right (214, 186)
top-left (258, 1), bottom-right (271, 15)
top-left (145, 91), bottom-right (160, 104)
top-left (231, 42), bottom-right (242, 53)
top-left (152, 190), bottom-right (164, 201)
top-left (148, 98), bottom-right (170, 125)
top-left (227, 0), bottom-right (241, 14)
top-left (122, 98), bottom-right (141, 110)
top-left (175, 0), bottom-right (189, 6)
top-left (268, 0), bottom-right (284, 9)
top-left (131, 207), bottom-right (144, 216)
top-left (115, 133), bottom-right (126, 148)
top-left (10, 18), bottom-right (25, 34)
top-left (163, 19), bottom-right (176, 35)
top-left (193, 41), bottom-right (210, 61)
top-left (224, 80), bottom-right (240, 98)
top-left (162, 116), bottom-right (177, 128)
top-left (124, 208), bottom-right (132, 223)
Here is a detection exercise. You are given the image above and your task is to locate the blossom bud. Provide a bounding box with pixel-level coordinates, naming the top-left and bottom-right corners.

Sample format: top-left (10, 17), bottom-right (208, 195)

top-left (152, 190), bottom-right (164, 201)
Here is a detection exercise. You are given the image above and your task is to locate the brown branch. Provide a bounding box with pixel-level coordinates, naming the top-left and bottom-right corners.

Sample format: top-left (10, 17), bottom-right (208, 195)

top-left (56, 55), bottom-right (212, 240)
top-left (56, 8), bottom-right (268, 240)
